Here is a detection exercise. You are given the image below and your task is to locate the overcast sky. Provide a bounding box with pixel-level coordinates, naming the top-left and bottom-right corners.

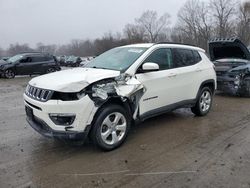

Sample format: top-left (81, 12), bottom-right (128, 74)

top-left (1, 0), bottom-right (245, 49)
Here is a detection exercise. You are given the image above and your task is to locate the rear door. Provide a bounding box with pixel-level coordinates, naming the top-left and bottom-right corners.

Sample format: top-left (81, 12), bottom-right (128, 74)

top-left (171, 48), bottom-right (203, 100)
top-left (29, 55), bottom-right (46, 74)
top-left (40, 55), bottom-right (55, 72)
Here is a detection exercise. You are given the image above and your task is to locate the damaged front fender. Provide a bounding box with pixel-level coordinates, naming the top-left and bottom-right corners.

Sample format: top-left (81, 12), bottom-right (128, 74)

top-left (86, 74), bottom-right (146, 120)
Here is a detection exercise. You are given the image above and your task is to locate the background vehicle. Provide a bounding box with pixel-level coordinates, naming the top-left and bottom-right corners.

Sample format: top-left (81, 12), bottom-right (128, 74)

top-left (24, 43), bottom-right (216, 150)
top-left (58, 55), bottom-right (67, 66)
top-left (1, 56), bottom-right (10, 61)
top-left (209, 38), bottom-right (250, 96)
top-left (0, 52), bottom-right (61, 78)
top-left (79, 56), bottom-right (94, 67)
top-left (64, 56), bottom-right (82, 67)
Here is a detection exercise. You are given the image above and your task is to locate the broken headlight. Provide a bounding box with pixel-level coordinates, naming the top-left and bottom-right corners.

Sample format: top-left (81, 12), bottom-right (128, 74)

top-left (51, 89), bottom-right (86, 101)
top-left (234, 75), bottom-right (241, 86)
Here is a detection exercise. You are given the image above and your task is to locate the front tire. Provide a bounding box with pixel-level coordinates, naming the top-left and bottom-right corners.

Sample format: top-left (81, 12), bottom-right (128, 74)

top-left (46, 68), bottom-right (56, 74)
top-left (4, 69), bottom-right (15, 79)
top-left (239, 77), bottom-right (250, 97)
top-left (90, 104), bottom-right (131, 151)
top-left (191, 87), bottom-right (213, 116)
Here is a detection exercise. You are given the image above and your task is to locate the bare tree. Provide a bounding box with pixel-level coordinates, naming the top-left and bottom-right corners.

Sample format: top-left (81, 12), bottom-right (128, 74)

top-left (135, 10), bottom-right (171, 42)
top-left (236, 1), bottom-right (250, 45)
top-left (6, 43), bottom-right (33, 56)
top-left (94, 32), bottom-right (127, 55)
top-left (0, 47), bottom-right (5, 57)
top-left (36, 43), bottom-right (57, 54)
top-left (173, 0), bottom-right (212, 50)
top-left (123, 23), bottom-right (145, 43)
top-left (209, 0), bottom-right (238, 38)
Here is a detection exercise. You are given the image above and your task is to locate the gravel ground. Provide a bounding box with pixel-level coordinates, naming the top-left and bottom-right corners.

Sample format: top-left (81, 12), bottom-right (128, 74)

top-left (0, 76), bottom-right (250, 188)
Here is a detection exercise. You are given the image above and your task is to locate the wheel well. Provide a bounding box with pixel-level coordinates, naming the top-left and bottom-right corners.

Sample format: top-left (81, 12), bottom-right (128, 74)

top-left (91, 97), bottom-right (133, 125)
top-left (89, 97), bottom-right (133, 135)
top-left (200, 80), bottom-right (215, 94)
top-left (4, 68), bottom-right (16, 76)
top-left (100, 97), bottom-right (132, 116)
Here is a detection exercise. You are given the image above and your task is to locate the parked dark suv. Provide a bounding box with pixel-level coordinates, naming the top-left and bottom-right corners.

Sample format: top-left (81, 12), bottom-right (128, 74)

top-left (209, 38), bottom-right (250, 96)
top-left (0, 52), bottom-right (61, 79)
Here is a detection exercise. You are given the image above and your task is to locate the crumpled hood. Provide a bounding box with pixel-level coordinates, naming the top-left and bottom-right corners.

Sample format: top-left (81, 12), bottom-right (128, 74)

top-left (209, 38), bottom-right (250, 61)
top-left (214, 59), bottom-right (250, 73)
top-left (29, 68), bottom-right (120, 92)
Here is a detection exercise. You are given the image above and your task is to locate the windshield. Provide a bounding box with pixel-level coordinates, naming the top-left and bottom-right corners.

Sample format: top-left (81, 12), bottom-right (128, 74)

top-left (86, 47), bottom-right (147, 71)
top-left (7, 54), bottom-right (23, 63)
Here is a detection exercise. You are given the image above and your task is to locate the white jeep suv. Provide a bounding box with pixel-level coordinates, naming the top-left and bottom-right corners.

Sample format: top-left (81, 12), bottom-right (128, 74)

top-left (24, 43), bottom-right (216, 150)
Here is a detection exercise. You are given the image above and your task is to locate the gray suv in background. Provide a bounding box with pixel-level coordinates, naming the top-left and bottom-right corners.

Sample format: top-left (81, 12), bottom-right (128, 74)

top-left (0, 52), bottom-right (61, 78)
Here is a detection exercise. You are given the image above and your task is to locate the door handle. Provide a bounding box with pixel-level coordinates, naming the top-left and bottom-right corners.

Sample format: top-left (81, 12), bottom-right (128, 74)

top-left (168, 73), bottom-right (177, 78)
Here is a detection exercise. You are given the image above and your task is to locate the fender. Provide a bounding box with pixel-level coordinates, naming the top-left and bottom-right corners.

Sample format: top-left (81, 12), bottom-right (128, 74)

top-left (195, 79), bottom-right (216, 101)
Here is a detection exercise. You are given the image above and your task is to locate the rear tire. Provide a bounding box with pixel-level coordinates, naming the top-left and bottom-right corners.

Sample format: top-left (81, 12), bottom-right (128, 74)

top-left (191, 87), bottom-right (213, 116)
top-left (90, 104), bottom-right (131, 151)
top-left (4, 69), bottom-right (15, 79)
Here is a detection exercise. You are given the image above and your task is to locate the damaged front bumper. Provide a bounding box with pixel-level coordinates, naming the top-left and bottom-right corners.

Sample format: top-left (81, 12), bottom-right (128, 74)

top-left (0, 69), bottom-right (5, 77)
top-left (24, 93), bottom-right (97, 140)
top-left (26, 113), bottom-right (91, 140)
top-left (217, 75), bottom-right (240, 94)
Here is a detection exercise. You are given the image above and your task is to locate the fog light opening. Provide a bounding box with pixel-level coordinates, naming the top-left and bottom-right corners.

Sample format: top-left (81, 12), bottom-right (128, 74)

top-left (49, 113), bottom-right (76, 126)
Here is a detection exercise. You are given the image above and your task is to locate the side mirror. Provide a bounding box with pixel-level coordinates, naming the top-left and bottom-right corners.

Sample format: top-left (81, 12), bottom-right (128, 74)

top-left (142, 62), bottom-right (159, 72)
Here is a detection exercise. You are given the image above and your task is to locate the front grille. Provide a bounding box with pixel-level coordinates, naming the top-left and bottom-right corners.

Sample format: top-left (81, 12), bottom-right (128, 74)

top-left (25, 85), bottom-right (53, 102)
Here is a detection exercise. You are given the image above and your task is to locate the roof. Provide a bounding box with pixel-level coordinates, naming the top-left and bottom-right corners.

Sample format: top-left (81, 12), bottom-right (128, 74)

top-left (19, 52), bottom-right (51, 56)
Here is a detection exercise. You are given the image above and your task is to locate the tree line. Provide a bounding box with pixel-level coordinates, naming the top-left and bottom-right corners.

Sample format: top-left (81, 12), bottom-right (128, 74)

top-left (1, 0), bottom-right (249, 57)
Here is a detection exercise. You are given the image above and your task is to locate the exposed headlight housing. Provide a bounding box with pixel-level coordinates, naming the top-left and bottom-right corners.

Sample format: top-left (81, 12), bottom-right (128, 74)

top-left (51, 90), bottom-right (86, 101)
top-left (92, 82), bottom-right (116, 100)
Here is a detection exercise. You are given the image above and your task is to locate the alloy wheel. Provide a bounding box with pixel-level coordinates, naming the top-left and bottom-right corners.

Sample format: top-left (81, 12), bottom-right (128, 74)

top-left (46, 68), bottom-right (55, 73)
top-left (199, 90), bottom-right (211, 112)
top-left (100, 112), bottom-right (127, 145)
top-left (5, 69), bottom-right (15, 79)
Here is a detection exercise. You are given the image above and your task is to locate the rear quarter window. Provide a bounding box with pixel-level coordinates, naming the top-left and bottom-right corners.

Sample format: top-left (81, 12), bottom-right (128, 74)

top-left (172, 48), bottom-right (201, 68)
top-left (30, 56), bottom-right (47, 62)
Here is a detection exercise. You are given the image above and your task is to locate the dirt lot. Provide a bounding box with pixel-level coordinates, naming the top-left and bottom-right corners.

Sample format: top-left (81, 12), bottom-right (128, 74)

top-left (0, 77), bottom-right (250, 188)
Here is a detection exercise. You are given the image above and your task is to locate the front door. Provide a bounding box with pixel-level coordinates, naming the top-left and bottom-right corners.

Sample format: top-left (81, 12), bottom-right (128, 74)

top-left (135, 48), bottom-right (181, 116)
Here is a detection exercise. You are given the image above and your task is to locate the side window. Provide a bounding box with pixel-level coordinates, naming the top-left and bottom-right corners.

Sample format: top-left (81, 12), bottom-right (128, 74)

top-left (143, 48), bottom-right (173, 70)
top-left (45, 56), bottom-right (53, 61)
top-left (30, 56), bottom-right (46, 62)
top-left (193, 50), bottom-right (202, 63)
top-left (172, 49), bottom-right (201, 68)
top-left (20, 57), bottom-right (31, 63)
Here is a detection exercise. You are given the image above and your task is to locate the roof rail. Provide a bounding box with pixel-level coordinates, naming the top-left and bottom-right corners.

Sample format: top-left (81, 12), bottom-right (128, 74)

top-left (19, 51), bottom-right (52, 55)
top-left (155, 42), bottom-right (198, 47)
